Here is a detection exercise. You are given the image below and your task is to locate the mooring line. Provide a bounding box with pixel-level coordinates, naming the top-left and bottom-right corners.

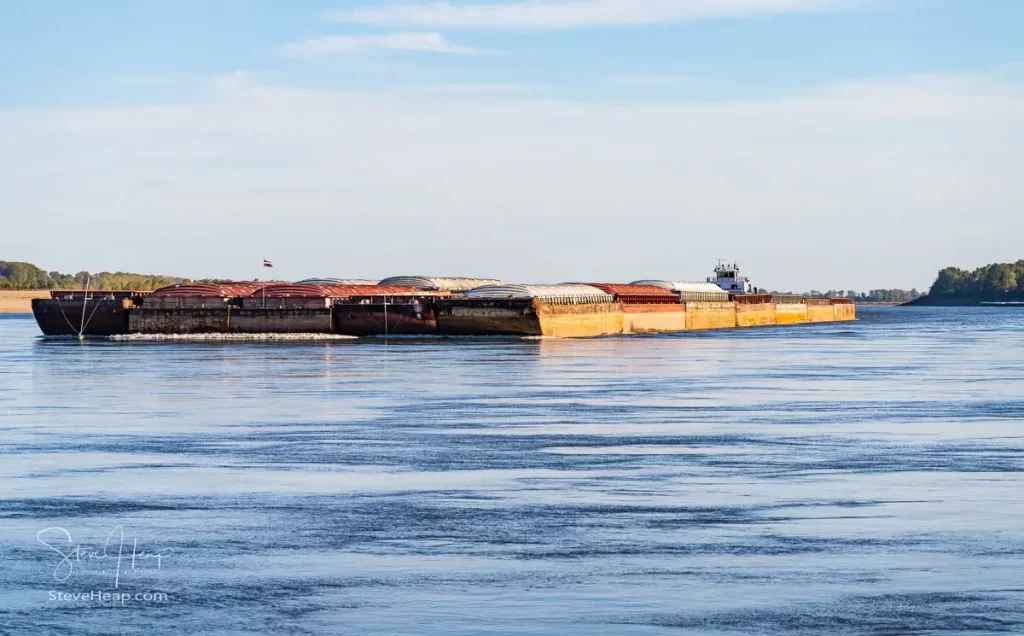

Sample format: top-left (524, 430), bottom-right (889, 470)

top-left (53, 291), bottom-right (104, 337)
top-left (55, 298), bottom-right (80, 334)
top-left (78, 296), bottom-right (104, 335)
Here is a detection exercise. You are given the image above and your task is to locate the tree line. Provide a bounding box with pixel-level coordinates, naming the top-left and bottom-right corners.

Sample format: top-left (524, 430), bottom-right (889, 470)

top-left (770, 289), bottom-right (923, 303)
top-left (923, 260), bottom-right (1024, 301)
top-left (8, 257), bottom-right (1019, 301)
top-left (0, 261), bottom-right (187, 291)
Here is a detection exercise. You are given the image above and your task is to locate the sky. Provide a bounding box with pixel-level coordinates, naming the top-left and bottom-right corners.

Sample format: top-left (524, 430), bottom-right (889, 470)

top-left (1, 0), bottom-right (1022, 291)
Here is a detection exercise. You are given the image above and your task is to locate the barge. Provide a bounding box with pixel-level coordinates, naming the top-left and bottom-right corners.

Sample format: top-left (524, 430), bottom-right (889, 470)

top-left (31, 290), bottom-right (148, 337)
top-left (31, 264), bottom-right (855, 338)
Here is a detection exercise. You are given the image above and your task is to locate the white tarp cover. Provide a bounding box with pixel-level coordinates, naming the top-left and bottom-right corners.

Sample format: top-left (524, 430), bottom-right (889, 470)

top-left (378, 276), bottom-right (503, 292)
top-left (464, 284), bottom-right (614, 304)
top-left (295, 278), bottom-right (378, 286)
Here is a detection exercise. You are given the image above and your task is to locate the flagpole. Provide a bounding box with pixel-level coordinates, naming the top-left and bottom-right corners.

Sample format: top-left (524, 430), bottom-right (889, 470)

top-left (261, 258), bottom-right (272, 308)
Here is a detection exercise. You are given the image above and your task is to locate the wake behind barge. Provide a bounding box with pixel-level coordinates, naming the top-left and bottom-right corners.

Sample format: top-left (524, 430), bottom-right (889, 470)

top-left (32, 266), bottom-right (855, 338)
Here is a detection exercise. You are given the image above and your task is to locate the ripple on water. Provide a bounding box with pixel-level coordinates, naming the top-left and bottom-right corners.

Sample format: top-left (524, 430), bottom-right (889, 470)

top-left (1, 308), bottom-right (1024, 635)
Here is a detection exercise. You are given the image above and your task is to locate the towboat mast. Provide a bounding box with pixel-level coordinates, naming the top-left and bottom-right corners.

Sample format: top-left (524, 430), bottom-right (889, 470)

top-left (708, 260), bottom-right (754, 294)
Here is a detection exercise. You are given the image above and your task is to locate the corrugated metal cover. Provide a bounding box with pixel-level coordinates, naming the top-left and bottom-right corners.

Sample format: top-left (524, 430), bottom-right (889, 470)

top-left (152, 282), bottom-right (263, 298)
top-left (630, 280), bottom-right (726, 294)
top-left (580, 283), bottom-right (677, 298)
top-left (570, 283), bottom-right (679, 304)
top-left (732, 293), bottom-right (773, 304)
top-left (295, 278), bottom-right (378, 286)
top-left (464, 284), bottom-right (613, 304)
top-left (378, 276), bottom-right (503, 292)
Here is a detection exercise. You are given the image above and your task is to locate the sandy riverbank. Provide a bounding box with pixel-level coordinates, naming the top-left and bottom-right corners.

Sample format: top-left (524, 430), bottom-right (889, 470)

top-left (0, 290), bottom-right (50, 314)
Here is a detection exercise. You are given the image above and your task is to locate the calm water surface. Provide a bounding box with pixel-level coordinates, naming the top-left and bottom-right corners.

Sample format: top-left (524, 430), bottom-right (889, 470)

top-left (1, 307), bottom-right (1023, 635)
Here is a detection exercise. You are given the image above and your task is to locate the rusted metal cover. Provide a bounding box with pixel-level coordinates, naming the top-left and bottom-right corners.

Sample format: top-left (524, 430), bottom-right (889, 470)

top-left (464, 284), bottom-right (614, 305)
top-left (630, 280), bottom-right (724, 294)
top-left (378, 276), bottom-right (503, 292)
top-left (829, 298), bottom-right (853, 305)
top-left (803, 298), bottom-right (831, 306)
top-left (152, 283), bottom-right (262, 297)
top-left (771, 294), bottom-right (805, 304)
top-left (731, 294), bottom-right (773, 304)
top-left (251, 284), bottom-right (422, 298)
top-left (630, 280), bottom-right (730, 302)
top-left (579, 283), bottom-right (678, 304)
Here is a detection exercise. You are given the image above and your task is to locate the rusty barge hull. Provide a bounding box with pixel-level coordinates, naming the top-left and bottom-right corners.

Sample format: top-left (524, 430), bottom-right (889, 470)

top-left (31, 298), bottom-right (855, 338)
top-left (31, 298), bottom-right (134, 336)
top-left (435, 299), bottom-right (542, 336)
top-left (128, 308), bottom-right (334, 334)
top-left (333, 302), bottom-right (438, 336)
top-left (436, 299), bottom-right (854, 338)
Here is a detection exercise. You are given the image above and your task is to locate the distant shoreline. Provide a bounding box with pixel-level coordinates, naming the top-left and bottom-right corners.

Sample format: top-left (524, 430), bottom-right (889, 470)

top-left (906, 295), bottom-right (1024, 307)
top-left (0, 290), bottom-right (49, 314)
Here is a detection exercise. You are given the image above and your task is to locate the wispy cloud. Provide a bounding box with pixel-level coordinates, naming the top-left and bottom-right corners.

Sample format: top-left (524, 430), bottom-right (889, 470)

top-left (283, 32), bottom-right (480, 57)
top-left (4, 72), bottom-right (1021, 286)
top-left (327, 0), bottom-right (850, 30)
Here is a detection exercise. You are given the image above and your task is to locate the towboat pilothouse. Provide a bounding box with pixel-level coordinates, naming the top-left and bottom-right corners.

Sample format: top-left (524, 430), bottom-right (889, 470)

top-left (708, 260), bottom-right (754, 294)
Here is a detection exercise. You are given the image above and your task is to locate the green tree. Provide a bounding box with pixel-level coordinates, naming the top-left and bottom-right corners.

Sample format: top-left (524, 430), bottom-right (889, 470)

top-left (0, 260), bottom-right (190, 291)
top-left (922, 260), bottom-right (1024, 302)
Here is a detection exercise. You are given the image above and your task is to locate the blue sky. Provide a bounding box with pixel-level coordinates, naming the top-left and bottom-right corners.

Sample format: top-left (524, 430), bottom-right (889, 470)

top-left (2, 0), bottom-right (1022, 290)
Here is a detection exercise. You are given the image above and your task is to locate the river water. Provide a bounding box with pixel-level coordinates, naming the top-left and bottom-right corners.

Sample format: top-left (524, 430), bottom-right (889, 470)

top-left (1, 307), bottom-right (1022, 635)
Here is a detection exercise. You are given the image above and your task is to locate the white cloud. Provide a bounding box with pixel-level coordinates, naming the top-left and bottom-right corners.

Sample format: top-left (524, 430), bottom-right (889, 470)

top-left (283, 32), bottom-right (479, 56)
top-left (1, 73), bottom-right (1021, 289)
top-left (327, 0), bottom-right (851, 30)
